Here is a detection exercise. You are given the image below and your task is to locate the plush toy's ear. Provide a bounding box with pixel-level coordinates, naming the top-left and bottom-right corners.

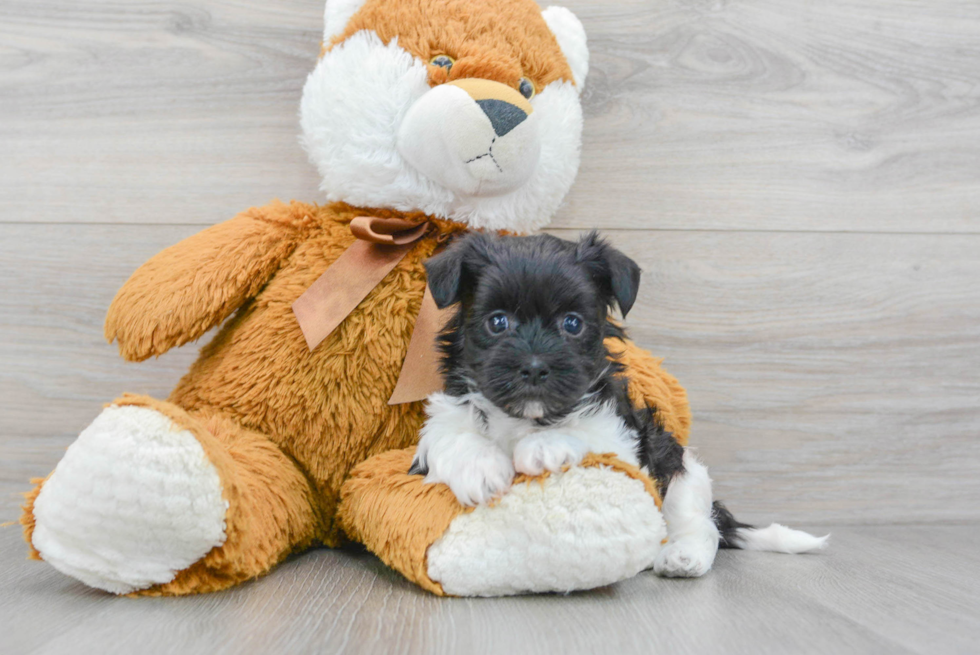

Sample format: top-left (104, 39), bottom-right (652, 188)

top-left (323, 0), bottom-right (369, 43)
top-left (424, 233), bottom-right (495, 309)
top-left (541, 6), bottom-right (589, 91)
top-left (575, 231), bottom-right (641, 317)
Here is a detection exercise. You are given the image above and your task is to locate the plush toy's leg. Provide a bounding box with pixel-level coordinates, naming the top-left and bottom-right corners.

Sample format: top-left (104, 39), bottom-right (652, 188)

top-left (340, 448), bottom-right (667, 597)
top-left (653, 450), bottom-right (721, 578)
top-left (22, 394), bottom-right (319, 596)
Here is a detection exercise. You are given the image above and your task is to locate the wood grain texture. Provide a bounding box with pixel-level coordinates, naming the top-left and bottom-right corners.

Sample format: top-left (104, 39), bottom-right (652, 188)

top-left (2, 224), bottom-right (977, 526)
top-left (561, 0), bottom-right (980, 233)
top-left (2, 0), bottom-right (979, 231)
top-left (2, 525), bottom-right (979, 654)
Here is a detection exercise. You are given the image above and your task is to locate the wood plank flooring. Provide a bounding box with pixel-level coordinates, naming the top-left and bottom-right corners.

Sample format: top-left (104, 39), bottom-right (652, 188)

top-left (2, 525), bottom-right (979, 655)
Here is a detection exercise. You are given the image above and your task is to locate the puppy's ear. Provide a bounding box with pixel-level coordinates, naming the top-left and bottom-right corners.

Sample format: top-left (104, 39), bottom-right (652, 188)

top-left (575, 230), bottom-right (642, 317)
top-left (424, 232), bottom-right (494, 309)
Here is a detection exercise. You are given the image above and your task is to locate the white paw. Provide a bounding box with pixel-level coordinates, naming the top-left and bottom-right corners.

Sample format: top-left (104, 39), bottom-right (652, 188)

top-left (31, 405), bottom-right (228, 594)
top-left (513, 433), bottom-right (590, 476)
top-left (426, 441), bottom-right (515, 507)
top-left (653, 533), bottom-right (719, 578)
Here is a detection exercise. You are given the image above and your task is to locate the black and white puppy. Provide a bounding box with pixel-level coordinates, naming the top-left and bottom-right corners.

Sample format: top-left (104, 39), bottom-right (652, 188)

top-left (411, 231), bottom-right (827, 577)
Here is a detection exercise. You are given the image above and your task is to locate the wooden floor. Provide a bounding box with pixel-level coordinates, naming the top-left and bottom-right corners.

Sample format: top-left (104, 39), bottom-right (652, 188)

top-left (2, 524), bottom-right (979, 654)
top-left (2, 0), bottom-right (979, 652)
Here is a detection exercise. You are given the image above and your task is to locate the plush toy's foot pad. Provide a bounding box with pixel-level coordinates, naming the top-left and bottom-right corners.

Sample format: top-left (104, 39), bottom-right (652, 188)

top-left (30, 404), bottom-right (228, 594)
top-left (340, 449), bottom-right (665, 597)
top-left (429, 461), bottom-right (665, 596)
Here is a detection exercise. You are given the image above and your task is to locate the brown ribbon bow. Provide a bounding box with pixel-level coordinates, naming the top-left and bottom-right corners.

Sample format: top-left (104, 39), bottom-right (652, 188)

top-left (291, 216), bottom-right (452, 405)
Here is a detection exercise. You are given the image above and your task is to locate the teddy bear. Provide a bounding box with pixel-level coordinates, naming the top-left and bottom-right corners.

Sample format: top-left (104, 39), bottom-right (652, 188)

top-left (20, 0), bottom-right (692, 597)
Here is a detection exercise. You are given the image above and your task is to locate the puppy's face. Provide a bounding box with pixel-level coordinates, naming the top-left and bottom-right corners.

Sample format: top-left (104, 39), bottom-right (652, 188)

top-left (425, 232), bottom-right (641, 422)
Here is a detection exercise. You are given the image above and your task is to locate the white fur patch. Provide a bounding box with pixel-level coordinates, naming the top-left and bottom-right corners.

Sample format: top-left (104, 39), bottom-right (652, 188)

top-left (733, 524), bottom-right (830, 553)
top-left (512, 432), bottom-right (590, 476)
top-left (653, 450), bottom-right (721, 578)
top-left (468, 392), bottom-right (640, 466)
top-left (417, 392), bottom-right (515, 506)
top-left (427, 464), bottom-right (666, 596)
top-left (299, 31), bottom-right (584, 233)
top-left (31, 405), bottom-right (228, 594)
top-left (417, 392), bottom-right (642, 506)
top-left (323, 0), bottom-right (368, 42)
top-left (542, 6), bottom-right (589, 90)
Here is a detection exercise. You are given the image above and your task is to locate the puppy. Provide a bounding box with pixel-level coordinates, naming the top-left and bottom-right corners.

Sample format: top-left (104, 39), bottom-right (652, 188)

top-left (411, 231), bottom-right (828, 577)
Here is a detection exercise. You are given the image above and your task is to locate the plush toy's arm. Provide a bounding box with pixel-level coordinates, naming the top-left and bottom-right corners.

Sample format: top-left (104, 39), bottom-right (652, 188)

top-left (607, 338), bottom-right (693, 446)
top-left (105, 201), bottom-right (317, 362)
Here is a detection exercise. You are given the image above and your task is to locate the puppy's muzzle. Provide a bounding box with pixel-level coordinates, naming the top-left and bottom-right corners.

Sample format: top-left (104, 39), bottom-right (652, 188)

top-left (396, 78), bottom-right (541, 198)
top-left (520, 356), bottom-right (550, 386)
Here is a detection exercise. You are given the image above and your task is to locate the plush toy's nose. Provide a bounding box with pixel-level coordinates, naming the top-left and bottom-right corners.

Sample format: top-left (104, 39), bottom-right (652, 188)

top-left (396, 77), bottom-right (540, 198)
top-left (477, 99), bottom-right (527, 137)
top-left (444, 78), bottom-right (533, 137)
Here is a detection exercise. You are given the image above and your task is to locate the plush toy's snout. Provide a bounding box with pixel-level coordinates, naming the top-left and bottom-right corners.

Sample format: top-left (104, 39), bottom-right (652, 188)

top-left (397, 78), bottom-right (540, 197)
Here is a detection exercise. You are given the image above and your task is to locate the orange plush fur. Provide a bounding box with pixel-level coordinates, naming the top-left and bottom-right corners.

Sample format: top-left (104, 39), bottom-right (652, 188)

top-left (333, 0), bottom-right (575, 92)
top-left (22, 0), bottom-right (691, 595)
top-left (339, 450), bottom-right (663, 596)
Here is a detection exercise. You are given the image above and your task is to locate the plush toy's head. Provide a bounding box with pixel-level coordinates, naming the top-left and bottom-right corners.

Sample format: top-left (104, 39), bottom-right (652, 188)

top-left (300, 0), bottom-right (589, 233)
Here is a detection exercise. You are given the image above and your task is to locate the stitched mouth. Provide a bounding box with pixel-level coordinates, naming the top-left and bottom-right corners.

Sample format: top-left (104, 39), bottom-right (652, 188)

top-left (464, 137), bottom-right (503, 173)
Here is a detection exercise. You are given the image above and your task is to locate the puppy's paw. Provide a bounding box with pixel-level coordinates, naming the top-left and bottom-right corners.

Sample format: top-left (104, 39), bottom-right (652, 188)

top-left (653, 533), bottom-right (719, 578)
top-left (513, 433), bottom-right (590, 476)
top-left (426, 442), bottom-right (515, 507)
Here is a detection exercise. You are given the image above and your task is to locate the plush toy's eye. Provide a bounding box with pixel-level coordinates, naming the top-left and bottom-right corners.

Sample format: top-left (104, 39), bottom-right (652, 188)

top-left (561, 313), bottom-right (583, 336)
top-left (430, 55), bottom-right (454, 71)
top-left (487, 312), bottom-right (510, 335)
top-left (518, 77), bottom-right (535, 99)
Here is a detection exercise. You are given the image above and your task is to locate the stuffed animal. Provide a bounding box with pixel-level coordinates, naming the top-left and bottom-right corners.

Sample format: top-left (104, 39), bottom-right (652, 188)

top-left (21, 0), bottom-right (692, 597)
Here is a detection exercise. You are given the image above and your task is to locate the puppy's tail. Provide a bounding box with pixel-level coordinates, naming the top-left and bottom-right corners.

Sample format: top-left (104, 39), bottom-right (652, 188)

top-left (712, 501), bottom-right (829, 554)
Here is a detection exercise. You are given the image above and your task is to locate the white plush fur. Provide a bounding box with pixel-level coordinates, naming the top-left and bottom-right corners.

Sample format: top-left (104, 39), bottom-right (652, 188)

top-left (417, 392), bottom-right (640, 506)
top-left (323, 0), bottom-right (368, 42)
top-left (299, 30), bottom-right (584, 233)
top-left (732, 523), bottom-right (830, 553)
top-left (31, 405), bottom-right (228, 594)
top-left (541, 6), bottom-right (589, 89)
top-left (427, 464), bottom-right (666, 596)
top-left (653, 450), bottom-right (721, 578)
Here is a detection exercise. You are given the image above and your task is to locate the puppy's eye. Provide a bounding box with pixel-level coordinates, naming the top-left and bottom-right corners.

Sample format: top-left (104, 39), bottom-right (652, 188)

top-left (518, 77), bottom-right (535, 99)
top-left (561, 313), bottom-right (584, 336)
top-left (487, 312), bottom-right (509, 335)
top-left (430, 55), bottom-right (454, 71)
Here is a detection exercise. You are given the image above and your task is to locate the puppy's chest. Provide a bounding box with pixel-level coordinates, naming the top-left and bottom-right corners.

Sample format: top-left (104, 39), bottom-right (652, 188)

top-left (476, 398), bottom-right (641, 465)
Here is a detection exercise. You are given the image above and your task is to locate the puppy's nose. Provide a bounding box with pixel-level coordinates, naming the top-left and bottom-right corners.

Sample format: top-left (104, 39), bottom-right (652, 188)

top-left (476, 99), bottom-right (528, 137)
top-left (520, 357), bottom-right (550, 386)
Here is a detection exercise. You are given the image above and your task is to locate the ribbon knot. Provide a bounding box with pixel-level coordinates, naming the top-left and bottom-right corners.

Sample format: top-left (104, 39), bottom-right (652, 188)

top-left (291, 216), bottom-right (452, 405)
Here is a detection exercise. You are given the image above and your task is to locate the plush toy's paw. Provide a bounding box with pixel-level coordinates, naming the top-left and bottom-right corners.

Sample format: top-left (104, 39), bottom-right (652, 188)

top-left (512, 433), bottom-right (589, 476)
top-left (427, 459), bottom-right (667, 596)
top-left (425, 440), bottom-right (515, 507)
top-left (31, 404), bottom-right (228, 594)
top-left (653, 531), bottom-right (720, 578)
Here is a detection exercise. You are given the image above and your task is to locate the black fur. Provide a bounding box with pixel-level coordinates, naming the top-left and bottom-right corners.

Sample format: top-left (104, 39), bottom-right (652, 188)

top-left (633, 409), bottom-right (686, 498)
top-left (417, 231), bottom-right (679, 484)
top-left (416, 231), bottom-right (751, 549)
top-left (407, 453), bottom-right (427, 476)
top-left (712, 501), bottom-right (754, 549)
top-left (426, 231), bottom-right (638, 423)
